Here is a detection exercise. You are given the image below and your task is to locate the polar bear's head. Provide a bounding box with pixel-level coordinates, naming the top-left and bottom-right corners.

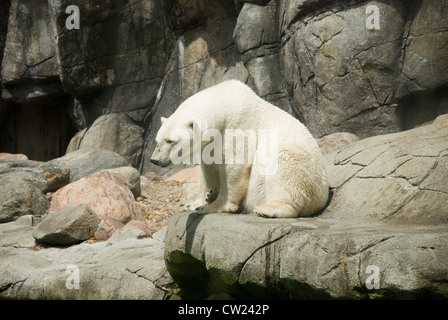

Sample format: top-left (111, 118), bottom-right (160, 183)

top-left (150, 116), bottom-right (198, 167)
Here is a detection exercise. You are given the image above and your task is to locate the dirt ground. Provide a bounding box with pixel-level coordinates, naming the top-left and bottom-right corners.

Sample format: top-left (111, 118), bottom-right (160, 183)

top-left (137, 172), bottom-right (184, 235)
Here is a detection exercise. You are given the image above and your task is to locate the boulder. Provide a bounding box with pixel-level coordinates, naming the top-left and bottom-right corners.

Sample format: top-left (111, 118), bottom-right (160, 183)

top-left (66, 113), bottom-right (145, 168)
top-left (0, 176), bottom-right (49, 223)
top-left (317, 132), bottom-right (361, 155)
top-left (50, 171), bottom-right (142, 225)
top-left (94, 218), bottom-right (154, 242)
top-left (0, 215), bottom-right (35, 248)
top-left (166, 212), bottom-right (448, 299)
top-left (0, 153), bottom-right (28, 161)
top-left (38, 163), bottom-right (71, 192)
top-left (33, 204), bottom-right (100, 246)
top-left (118, 220), bottom-right (155, 237)
top-left (94, 219), bottom-right (125, 242)
top-left (0, 156), bottom-right (71, 222)
top-left (164, 115), bottom-right (448, 299)
top-left (47, 148), bottom-right (130, 183)
top-left (99, 166), bottom-right (141, 198)
top-left (166, 166), bottom-right (200, 184)
top-left (0, 164), bottom-right (48, 192)
top-left (0, 157), bottom-right (70, 193)
top-left (324, 114), bottom-right (448, 226)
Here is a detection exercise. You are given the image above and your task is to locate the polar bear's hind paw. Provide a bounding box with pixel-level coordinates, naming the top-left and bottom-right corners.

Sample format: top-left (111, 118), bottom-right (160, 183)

top-left (254, 202), bottom-right (299, 218)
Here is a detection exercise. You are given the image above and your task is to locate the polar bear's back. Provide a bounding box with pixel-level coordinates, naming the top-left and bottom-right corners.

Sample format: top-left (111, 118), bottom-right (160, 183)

top-left (177, 79), bottom-right (320, 152)
top-left (214, 80), bottom-right (320, 147)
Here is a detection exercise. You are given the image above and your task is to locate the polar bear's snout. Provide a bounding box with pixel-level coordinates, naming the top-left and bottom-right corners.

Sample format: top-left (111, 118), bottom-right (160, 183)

top-left (149, 155), bottom-right (171, 167)
top-left (149, 158), bottom-right (162, 166)
top-left (150, 144), bottom-right (173, 167)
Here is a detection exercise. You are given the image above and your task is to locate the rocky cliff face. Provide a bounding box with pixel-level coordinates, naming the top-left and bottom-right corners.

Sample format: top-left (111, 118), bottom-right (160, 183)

top-left (1, 0), bottom-right (447, 173)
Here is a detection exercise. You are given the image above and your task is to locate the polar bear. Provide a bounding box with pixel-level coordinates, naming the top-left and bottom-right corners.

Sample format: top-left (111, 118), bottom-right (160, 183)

top-left (150, 80), bottom-right (329, 218)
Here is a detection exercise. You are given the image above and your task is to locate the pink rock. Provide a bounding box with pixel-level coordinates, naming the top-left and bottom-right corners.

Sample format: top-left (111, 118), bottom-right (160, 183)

top-left (50, 171), bottom-right (142, 224)
top-left (119, 219), bottom-right (155, 237)
top-left (94, 219), bottom-right (125, 241)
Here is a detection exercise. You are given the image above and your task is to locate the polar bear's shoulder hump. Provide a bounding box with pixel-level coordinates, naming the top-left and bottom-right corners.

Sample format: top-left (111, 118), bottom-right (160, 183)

top-left (214, 79), bottom-right (255, 94)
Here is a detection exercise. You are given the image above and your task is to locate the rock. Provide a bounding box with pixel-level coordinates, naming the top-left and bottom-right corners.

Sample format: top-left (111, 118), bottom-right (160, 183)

top-left (67, 113), bottom-right (144, 168)
top-left (164, 167), bottom-right (201, 207)
top-left (165, 212), bottom-right (448, 299)
top-left (38, 163), bottom-right (71, 192)
top-left (47, 148), bottom-right (130, 183)
top-left (0, 2), bottom-right (8, 62)
top-left (166, 166), bottom-right (201, 184)
top-left (164, 115), bottom-right (448, 299)
top-left (1, 0), bottom-right (61, 101)
top-left (0, 153), bottom-right (28, 161)
top-left (279, 0), bottom-right (448, 138)
top-left (0, 215), bottom-right (35, 248)
top-left (0, 227), bottom-right (174, 299)
top-left (33, 204), bottom-right (100, 246)
top-left (325, 114), bottom-right (448, 225)
top-left (143, 172), bottom-right (163, 182)
top-left (395, 0), bottom-right (448, 99)
top-left (233, 1), bottom-right (292, 112)
top-left (48, 0), bottom-right (173, 122)
top-left (0, 156), bottom-right (72, 222)
top-left (152, 226), bottom-right (168, 243)
top-left (0, 1), bottom-right (74, 162)
top-left (118, 220), bottom-right (155, 237)
top-left (179, 183), bottom-right (201, 207)
top-left (0, 177), bottom-right (49, 223)
top-left (317, 132), bottom-right (361, 155)
top-left (50, 171), bottom-right (142, 225)
top-left (94, 219), bottom-right (125, 242)
top-left (99, 166), bottom-right (141, 199)
top-left (0, 164), bottom-right (48, 192)
top-left (0, 157), bottom-right (70, 193)
top-left (233, 1), bottom-right (278, 54)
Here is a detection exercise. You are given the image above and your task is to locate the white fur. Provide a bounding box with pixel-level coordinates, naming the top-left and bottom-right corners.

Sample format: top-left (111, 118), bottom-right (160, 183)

top-left (150, 80), bottom-right (329, 218)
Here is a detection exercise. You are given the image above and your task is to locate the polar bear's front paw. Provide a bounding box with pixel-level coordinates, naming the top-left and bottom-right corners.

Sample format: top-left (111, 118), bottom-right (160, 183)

top-left (195, 201), bottom-right (239, 214)
top-left (195, 205), bottom-right (207, 213)
top-left (205, 187), bottom-right (219, 204)
top-left (180, 200), bottom-right (204, 212)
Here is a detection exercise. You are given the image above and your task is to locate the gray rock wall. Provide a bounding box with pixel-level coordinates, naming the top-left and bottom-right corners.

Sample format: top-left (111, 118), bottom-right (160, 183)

top-left (1, 0), bottom-right (447, 171)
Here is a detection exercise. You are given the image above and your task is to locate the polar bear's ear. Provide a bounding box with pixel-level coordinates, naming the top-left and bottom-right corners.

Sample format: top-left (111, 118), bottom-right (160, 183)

top-left (161, 117), bottom-right (168, 124)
